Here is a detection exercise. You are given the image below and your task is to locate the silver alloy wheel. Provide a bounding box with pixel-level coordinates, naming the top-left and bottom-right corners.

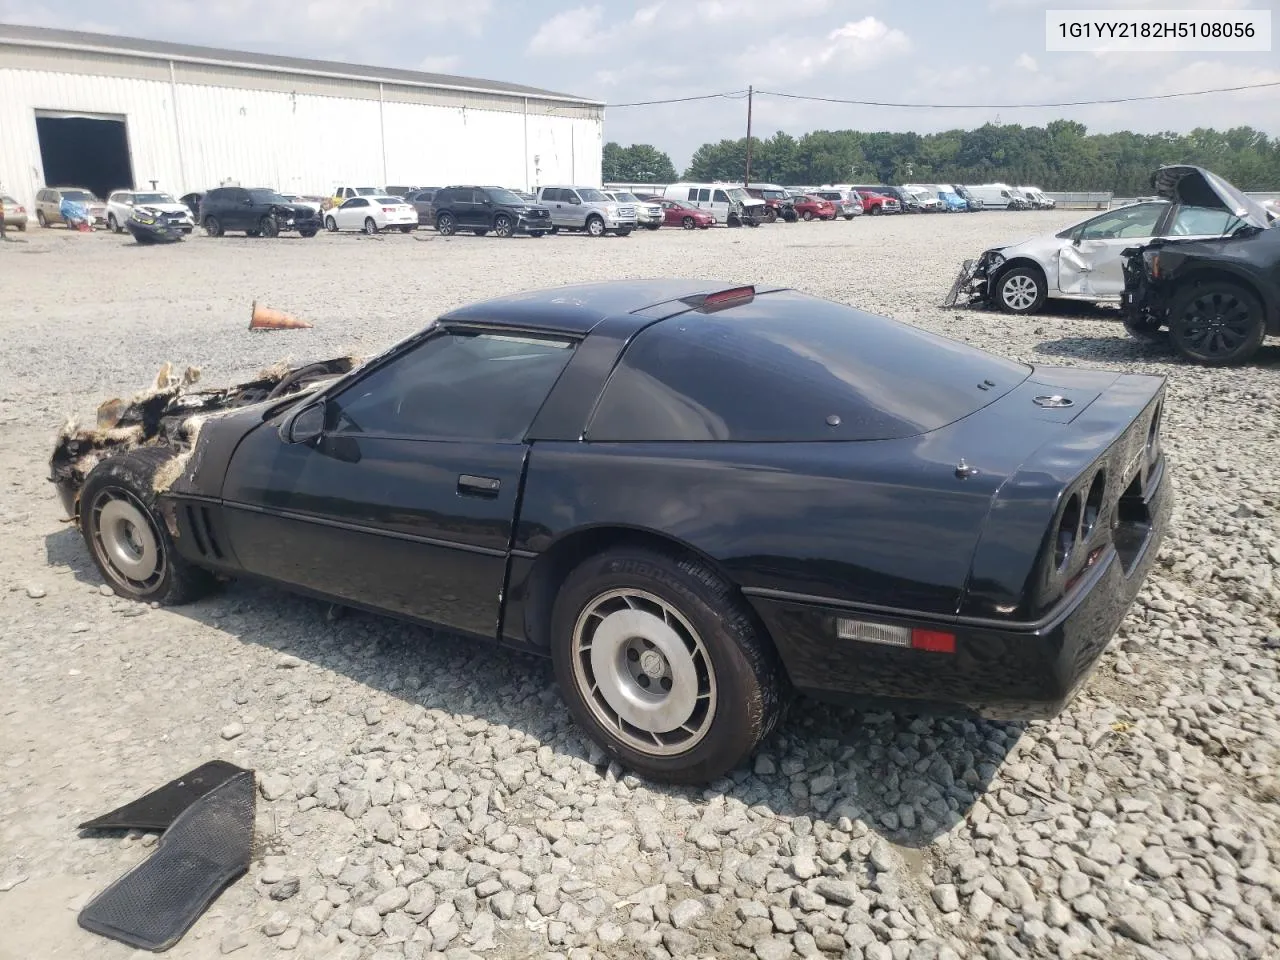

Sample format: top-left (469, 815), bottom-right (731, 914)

top-left (90, 489), bottom-right (164, 591)
top-left (1002, 274), bottom-right (1039, 311)
top-left (587, 216), bottom-right (605, 237)
top-left (571, 588), bottom-right (717, 756)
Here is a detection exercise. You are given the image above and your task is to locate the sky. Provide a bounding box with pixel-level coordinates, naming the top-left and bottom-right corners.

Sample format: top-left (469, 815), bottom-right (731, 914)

top-left (2, 0), bottom-right (1277, 170)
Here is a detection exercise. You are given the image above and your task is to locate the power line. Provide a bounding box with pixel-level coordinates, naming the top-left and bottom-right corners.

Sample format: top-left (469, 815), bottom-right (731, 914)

top-left (608, 90), bottom-right (747, 108)
top-left (603, 79), bottom-right (1280, 110)
top-left (754, 80), bottom-right (1280, 109)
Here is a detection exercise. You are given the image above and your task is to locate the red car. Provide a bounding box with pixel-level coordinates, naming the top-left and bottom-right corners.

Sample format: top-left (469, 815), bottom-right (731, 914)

top-left (792, 194), bottom-right (837, 221)
top-left (650, 198), bottom-right (715, 230)
top-left (855, 190), bottom-right (901, 215)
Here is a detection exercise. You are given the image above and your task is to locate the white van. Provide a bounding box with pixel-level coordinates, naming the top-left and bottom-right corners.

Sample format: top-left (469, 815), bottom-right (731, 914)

top-left (663, 182), bottom-right (766, 226)
top-left (1016, 186), bottom-right (1056, 209)
top-left (965, 184), bottom-right (1024, 210)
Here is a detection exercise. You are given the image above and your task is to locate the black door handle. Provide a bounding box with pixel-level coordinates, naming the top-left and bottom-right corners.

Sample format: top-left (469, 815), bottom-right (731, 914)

top-left (457, 474), bottom-right (501, 497)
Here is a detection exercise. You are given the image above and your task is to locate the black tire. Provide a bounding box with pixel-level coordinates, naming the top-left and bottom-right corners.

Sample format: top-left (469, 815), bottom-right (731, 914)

top-left (682, 216), bottom-right (695, 230)
top-left (1167, 281), bottom-right (1266, 366)
top-left (436, 212), bottom-right (456, 236)
top-left (550, 546), bottom-right (785, 784)
top-left (259, 217), bottom-right (279, 239)
top-left (37, 210), bottom-right (48, 228)
top-left (299, 228), bottom-right (318, 238)
top-left (802, 210), bottom-right (814, 221)
top-left (645, 223), bottom-right (661, 231)
top-left (994, 266), bottom-right (1047, 315)
top-left (79, 448), bottom-right (217, 605)
top-left (203, 216), bottom-right (223, 238)
top-left (586, 215), bottom-right (606, 237)
top-left (765, 208), bottom-right (778, 224)
top-left (784, 210), bottom-right (798, 223)
top-left (843, 214), bottom-right (854, 221)
top-left (869, 205), bottom-right (882, 216)
top-left (325, 216), bottom-right (338, 233)
top-left (399, 225), bottom-right (413, 234)
top-left (363, 217), bottom-right (378, 236)
top-left (493, 214), bottom-right (514, 238)
top-left (727, 215), bottom-right (741, 228)
top-left (108, 214), bottom-right (121, 234)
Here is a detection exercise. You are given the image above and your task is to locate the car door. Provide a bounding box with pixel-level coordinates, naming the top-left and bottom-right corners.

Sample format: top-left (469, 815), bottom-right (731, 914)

top-left (337, 197), bottom-right (368, 230)
top-left (219, 188), bottom-right (252, 231)
top-left (453, 189), bottom-right (481, 229)
top-left (219, 327), bottom-right (577, 638)
top-left (1057, 202), bottom-right (1168, 297)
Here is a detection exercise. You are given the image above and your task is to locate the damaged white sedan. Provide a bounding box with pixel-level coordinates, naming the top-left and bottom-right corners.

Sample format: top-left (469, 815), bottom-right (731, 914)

top-left (946, 166), bottom-right (1258, 315)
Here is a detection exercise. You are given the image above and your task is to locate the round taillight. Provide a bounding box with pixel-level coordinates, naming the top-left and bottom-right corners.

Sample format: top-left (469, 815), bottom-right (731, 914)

top-left (1083, 472), bottom-right (1106, 538)
top-left (1055, 494), bottom-right (1081, 570)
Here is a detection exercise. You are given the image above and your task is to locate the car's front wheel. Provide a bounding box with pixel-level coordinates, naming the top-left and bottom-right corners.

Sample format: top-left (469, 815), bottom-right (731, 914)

top-left (1167, 281), bottom-right (1266, 366)
top-left (80, 448), bottom-right (216, 605)
top-left (681, 216), bottom-right (695, 230)
top-left (203, 216), bottom-right (223, 238)
top-left (995, 266), bottom-right (1047, 315)
top-left (493, 214), bottom-right (514, 238)
top-left (551, 547), bottom-right (785, 784)
top-left (586, 215), bottom-right (606, 237)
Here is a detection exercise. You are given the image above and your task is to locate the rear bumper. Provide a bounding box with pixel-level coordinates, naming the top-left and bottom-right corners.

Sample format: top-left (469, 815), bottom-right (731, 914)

top-left (746, 455), bottom-right (1171, 719)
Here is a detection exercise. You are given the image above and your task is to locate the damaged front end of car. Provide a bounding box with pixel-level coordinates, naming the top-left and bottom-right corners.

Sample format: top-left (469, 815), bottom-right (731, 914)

top-left (1119, 241), bottom-right (1171, 337)
top-left (49, 357), bottom-right (359, 520)
top-left (944, 248), bottom-right (1006, 308)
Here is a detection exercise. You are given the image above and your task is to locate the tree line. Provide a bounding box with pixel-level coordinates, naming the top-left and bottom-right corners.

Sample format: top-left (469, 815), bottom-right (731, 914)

top-left (605, 121), bottom-right (1280, 194)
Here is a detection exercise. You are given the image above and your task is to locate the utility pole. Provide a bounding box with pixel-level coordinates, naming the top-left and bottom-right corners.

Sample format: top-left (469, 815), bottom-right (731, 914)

top-left (744, 85), bottom-right (753, 188)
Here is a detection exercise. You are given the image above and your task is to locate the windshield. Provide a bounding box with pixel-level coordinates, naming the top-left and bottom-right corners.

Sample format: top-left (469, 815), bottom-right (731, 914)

top-left (481, 188), bottom-right (523, 205)
top-left (578, 188), bottom-right (608, 202)
top-left (355, 187), bottom-right (379, 196)
top-left (611, 192), bottom-right (640, 203)
top-left (134, 193), bottom-right (175, 204)
top-left (727, 188), bottom-right (752, 201)
top-left (61, 190), bottom-right (95, 202)
top-left (760, 189), bottom-right (786, 200)
top-left (248, 189), bottom-right (288, 203)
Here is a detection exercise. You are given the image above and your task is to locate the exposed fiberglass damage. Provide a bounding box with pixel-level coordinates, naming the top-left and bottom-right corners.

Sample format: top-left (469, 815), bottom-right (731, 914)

top-left (944, 164), bottom-right (1274, 312)
top-left (50, 357), bottom-right (359, 516)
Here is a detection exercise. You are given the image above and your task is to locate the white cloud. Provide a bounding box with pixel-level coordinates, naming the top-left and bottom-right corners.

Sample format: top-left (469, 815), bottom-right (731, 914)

top-left (1015, 53), bottom-right (1038, 72)
top-left (527, 5), bottom-right (608, 55)
top-left (735, 17), bottom-right (911, 85)
top-left (694, 0), bottom-right (833, 24)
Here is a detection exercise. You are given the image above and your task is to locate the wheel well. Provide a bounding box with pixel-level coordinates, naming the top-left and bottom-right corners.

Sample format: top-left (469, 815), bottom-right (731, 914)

top-left (519, 526), bottom-right (746, 650)
top-left (1170, 269), bottom-right (1275, 332)
top-left (992, 257), bottom-right (1046, 288)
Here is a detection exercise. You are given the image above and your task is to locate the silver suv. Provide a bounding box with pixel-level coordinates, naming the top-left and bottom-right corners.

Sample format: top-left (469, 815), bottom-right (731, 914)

top-left (536, 186), bottom-right (636, 237)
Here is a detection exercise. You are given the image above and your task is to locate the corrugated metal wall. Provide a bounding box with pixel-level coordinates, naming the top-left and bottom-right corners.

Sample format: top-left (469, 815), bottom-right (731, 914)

top-left (0, 64), bottom-right (603, 210)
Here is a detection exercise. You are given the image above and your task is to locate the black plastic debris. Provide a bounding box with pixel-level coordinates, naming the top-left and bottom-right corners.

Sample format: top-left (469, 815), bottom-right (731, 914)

top-left (79, 760), bottom-right (248, 832)
top-left (78, 769), bottom-right (255, 952)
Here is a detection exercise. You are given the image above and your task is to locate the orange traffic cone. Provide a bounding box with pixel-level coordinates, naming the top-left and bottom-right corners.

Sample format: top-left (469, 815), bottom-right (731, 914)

top-left (249, 301), bottom-right (313, 331)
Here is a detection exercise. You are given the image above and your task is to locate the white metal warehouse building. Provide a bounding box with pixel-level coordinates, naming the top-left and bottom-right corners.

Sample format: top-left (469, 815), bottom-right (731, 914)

top-left (0, 23), bottom-right (604, 211)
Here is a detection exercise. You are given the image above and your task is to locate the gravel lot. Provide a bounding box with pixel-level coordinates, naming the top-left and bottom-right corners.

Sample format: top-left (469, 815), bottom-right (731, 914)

top-left (2, 213), bottom-right (1279, 960)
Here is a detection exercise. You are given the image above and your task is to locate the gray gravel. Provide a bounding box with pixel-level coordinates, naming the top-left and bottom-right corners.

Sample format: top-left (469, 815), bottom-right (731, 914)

top-left (1, 214), bottom-right (1279, 958)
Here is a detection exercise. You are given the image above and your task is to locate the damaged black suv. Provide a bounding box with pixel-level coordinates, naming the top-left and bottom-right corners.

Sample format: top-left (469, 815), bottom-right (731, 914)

top-left (1121, 165), bottom-right (1279, 366)
top-left (198, 187), bottom-right (321, 239)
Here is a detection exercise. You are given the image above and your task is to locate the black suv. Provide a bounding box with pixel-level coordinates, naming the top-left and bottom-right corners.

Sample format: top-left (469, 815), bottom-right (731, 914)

top-left (198, 187), bottom-right (321, 238)
top-left (431, 186), bottom-right (552, 238)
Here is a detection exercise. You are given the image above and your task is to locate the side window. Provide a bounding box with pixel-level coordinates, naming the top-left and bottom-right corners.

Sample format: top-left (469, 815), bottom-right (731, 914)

top-left (1168, 206), bottom-right (1238, 237)
top-left (712, 189), bottom-right (729, 203)
top-left (206, 189), bottom-right (224, 202)
top-left (230, 188), bottom-right (249, 203)
top-left (687, 189), bottom-right (697, 202)
top-left (327, 331), bottom-right (576, 441)
top-left (698, 189), bottom-right (711, 202)
top-left (565, 190), bottom-right (580, 204)
top-left (1077, 203), bottom-right (1166, 241)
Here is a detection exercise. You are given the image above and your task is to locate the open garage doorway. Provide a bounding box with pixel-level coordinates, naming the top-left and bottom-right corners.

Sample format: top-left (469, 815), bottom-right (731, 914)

top-left (35, 110), bottom-right (134, 201)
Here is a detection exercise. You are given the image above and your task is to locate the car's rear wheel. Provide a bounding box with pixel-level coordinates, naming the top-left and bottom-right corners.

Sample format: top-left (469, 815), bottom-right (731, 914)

top-left (765, 208), bottom-right (778, 223)
top-left (436, 212), bottom-right (456, 236)
top-left (586, 215), bottom-right (606, 237)
top-left (493, 214), bottom-right (514, 238)
top-left (203, 216), bottom-right (223, 238)
top-left (37, 210), bottom-right (48, 228)
top-left (1168, 281), bottom-right (1265, 366)
top-left (551, 547), bottom-right (785, 784)
top-left (681, 216), bottom-right (695, 230)
top-left (363, 217), bottom-right (378, 236)
top-left (80, 449), bottom-right (216, 605)
top-left (996, 267), bottom-right (1047, 315)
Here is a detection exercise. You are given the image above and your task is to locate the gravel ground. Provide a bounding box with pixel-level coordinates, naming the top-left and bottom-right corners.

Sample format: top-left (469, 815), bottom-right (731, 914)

top-left (2, 213), bottom-right (1279, 960)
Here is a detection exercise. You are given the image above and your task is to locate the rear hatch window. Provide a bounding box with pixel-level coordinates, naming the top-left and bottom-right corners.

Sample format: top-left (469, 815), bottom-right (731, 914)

top-left (589, 290), bottom-right (1030, 442)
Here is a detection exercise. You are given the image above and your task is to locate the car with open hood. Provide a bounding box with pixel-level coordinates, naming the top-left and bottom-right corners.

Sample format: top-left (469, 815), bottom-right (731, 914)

top-left (1120, 167), bottom-right (1278, 366)
top-left (49, 281), bottom-right (1169, 783)
top-left (745, 185), bottom-right (799, 223)
top-left (947, 165), bottom-right (1267, 316)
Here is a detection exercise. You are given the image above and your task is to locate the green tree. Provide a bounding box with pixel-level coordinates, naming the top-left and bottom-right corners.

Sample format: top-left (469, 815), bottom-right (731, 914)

top-left (603, 142), bottom-right (677, 182)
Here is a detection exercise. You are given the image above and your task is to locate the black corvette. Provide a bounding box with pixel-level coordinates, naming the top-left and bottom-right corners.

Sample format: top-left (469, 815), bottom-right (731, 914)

top-left (1120, 165), bottom-right (1280, 365)
top-left (51, 282), bottom-right (1171, 782)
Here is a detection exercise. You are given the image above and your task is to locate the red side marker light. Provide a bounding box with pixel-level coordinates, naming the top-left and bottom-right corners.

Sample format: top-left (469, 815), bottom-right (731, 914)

top-left (911, 629), bottom-right (956, 654)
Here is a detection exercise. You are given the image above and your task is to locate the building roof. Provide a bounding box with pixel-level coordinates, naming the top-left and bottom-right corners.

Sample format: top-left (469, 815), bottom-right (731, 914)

top-left (0, 22), bottom-right (602, 106)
